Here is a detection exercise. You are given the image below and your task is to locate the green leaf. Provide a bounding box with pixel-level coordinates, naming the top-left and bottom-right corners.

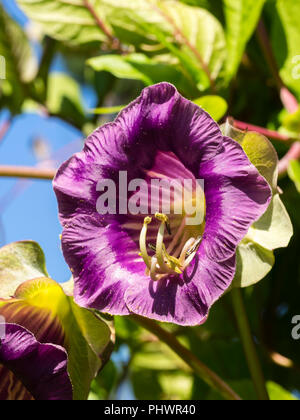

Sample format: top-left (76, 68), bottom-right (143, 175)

top-left (89, 360), bottom-right (118, 400)
top-left (241, 132), bottom-right (279, 191)
top-left (47, 72), bottom-right (85, 126)
top-left (131, 339), bottom-right (192, 400)
top-left (0, 241), bottom-right (48, 299)
top-left (234, 193), bottom-right (293, 288)
top-left (222, 122), bottom-right (278, 190)
top-left (17, 0), bottom-right (226, 89)
top-left (267, 381), bottom-right (298, 401)
top-left (193, 95), bottom-right (228, 121)
top-left (288, 159), bottom-right (300, 192)
top-left (113, 0), bottom-right (226, 90)
top-left (0, 5), bottom-right (37, 112)
top-left (223, 0), bottom-right (266, 80)
top-left (222, 121), bottom-right (293, 287)
top-left (246, 194), bottom-right (293, 251)
top-left (90, 105), bottom-right (126, 115)
top-left (99, 0), bottom-right (171, 46)
top-left (88, 53), bottom-right (177, 85)
top-left (270, 0), bottom-right (300, 100)
top-left (158, 371), bottom-right (193, 400)
top-left (16, 0), bottom-right (109, 46)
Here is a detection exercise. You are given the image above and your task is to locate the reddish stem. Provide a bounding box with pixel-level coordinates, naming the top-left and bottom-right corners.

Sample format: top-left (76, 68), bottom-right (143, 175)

top-left (256, 20), bottom-right (298, 113)
top-left (83, 0), bottom-right (121, 50)
top-left (0, 119), bottom-right (11, 145)
top-left (233, 119), bottom-right (291, 142)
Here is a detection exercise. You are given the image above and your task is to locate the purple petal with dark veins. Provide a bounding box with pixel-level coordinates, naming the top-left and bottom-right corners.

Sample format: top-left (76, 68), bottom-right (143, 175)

top-left (0, 323), bottom-right (72, 400)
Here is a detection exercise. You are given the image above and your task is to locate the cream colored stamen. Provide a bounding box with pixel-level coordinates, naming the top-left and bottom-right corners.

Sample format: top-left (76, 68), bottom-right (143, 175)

top-left (139, 213), bottom-right (201, 281)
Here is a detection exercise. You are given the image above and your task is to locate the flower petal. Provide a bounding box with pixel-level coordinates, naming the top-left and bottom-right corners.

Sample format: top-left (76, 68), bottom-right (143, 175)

top-left (0, 323), bottom-right (72, 400)
top-left (61, 214), bottom-right (145, 314)
top-left (125, 252), bottom-right (236, 326)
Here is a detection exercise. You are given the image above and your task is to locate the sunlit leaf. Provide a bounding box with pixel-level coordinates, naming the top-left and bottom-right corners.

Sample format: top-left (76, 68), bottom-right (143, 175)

top-left (246, 194), bottom-right (293, 251)
top-left (90, 105), bottom-right (126, 115)
top-left (267, 381), bottom-right (298, 401)
top-left (270, 0), bottom-right (300, 100)
top-left (193, 95), bottom-right (228, 121)
top-left (222, 122), bottom-right (278, 190)
top-left (222, 120), bottom-right (293, 287)
top-left (88, 53), bottom-right (180, 85)
top-left (89, 360), bottom-right (118, 400)
top-left (16, 0), bottom-right (109, 46)
top-left (156, 0), bottom-right (226, 85)
top-left (288, 160), bottom-right (300, 193)
top-left (47, 72), bottom-right (85, 126)
top-left (233, 239), bottom-right (275, 288)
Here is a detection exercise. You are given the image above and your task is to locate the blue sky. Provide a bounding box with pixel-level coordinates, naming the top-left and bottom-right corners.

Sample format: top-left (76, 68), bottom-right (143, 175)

top-left (0, 0), bottom-right (85, 282)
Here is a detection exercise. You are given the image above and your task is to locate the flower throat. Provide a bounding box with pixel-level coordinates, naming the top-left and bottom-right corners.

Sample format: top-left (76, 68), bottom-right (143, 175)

top-left (139, 213), bottom-right (202, 281)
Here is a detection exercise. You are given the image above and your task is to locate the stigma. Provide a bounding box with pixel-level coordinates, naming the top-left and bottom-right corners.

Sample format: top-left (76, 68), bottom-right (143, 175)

top-left (139, 213), bottom-right (202, 281)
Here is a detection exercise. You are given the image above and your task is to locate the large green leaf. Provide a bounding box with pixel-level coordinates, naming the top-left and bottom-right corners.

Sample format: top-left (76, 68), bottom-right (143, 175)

top-left (0, 242), bottom-right (114, 401)
top-left (0, 5), bottom-right (36, 112)
top-left (156, 1), bottom-right (226, 85)
top-left (222, 121), bottom-right (278, 190)
top-left (223, 0), bottom-right (266, 80)
top-left (16, 0), bottom-right (166, 47)
top-left (18, 0), bottom-right (226, 90)
top-left (88, 52), bottom-right (194, 94)
top-left (271, 0), bottom-right (300, 99)
top-left (16, 0), bottom-right (108, 46)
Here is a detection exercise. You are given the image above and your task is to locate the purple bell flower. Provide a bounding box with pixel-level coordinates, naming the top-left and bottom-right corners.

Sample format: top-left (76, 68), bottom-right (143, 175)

top-left (54, 83), bottom-right (271, 326)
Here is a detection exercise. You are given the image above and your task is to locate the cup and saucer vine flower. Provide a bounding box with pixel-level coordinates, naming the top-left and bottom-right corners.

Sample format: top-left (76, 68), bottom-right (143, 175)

top-left (54, 82), bottom-right (292, 327)
top-left (0, 241), bottom-right (114, 400)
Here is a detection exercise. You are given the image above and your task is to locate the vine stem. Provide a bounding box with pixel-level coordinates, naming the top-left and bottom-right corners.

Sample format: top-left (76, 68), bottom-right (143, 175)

top-left (0, 166), bottom-right (56, 180)
top-left (231, 288), bottom-right (269, 401)
top-left (233, 119), bottom-right (291, 142)
top-left (130, 314), bottom-right (242, 400)
top-left (83, 0), bottom-right (122, 50)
